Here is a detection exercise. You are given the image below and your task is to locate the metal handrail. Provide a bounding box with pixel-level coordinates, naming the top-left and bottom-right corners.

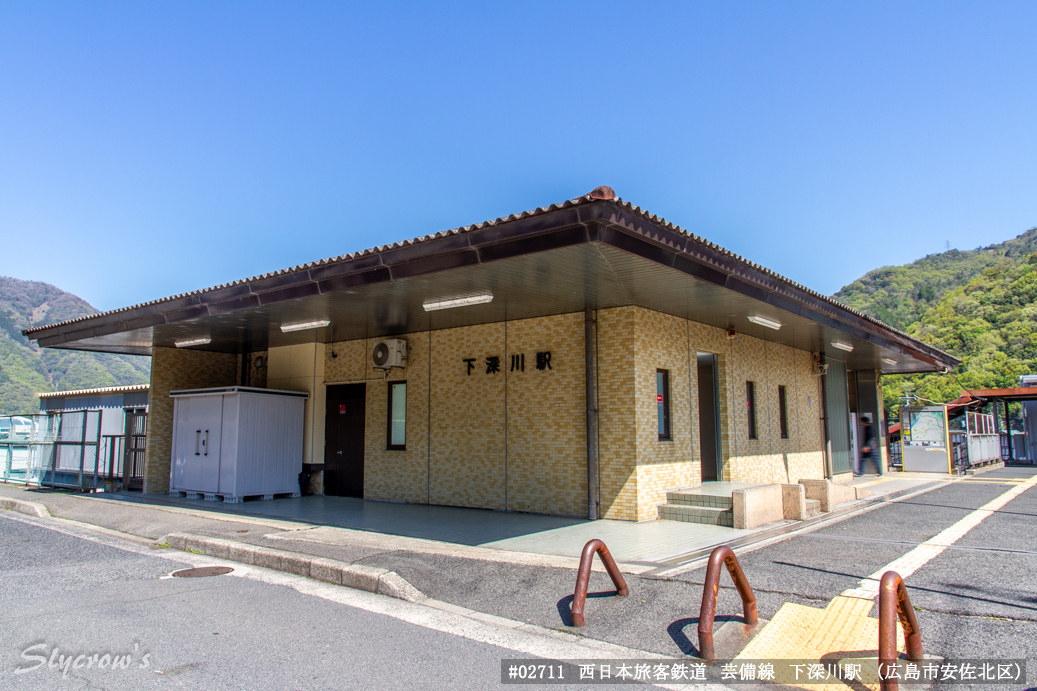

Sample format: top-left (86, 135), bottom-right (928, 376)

top-left (697, 545), bottom-right (758, 660)
top-left (570, 539), bottom-right (628, 627)
top-left (878, 571), bottom-right (924, 690)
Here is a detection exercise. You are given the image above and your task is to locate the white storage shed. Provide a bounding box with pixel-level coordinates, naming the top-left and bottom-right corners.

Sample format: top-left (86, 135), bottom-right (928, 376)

top-left (169, 386), bottom-right (308, 502)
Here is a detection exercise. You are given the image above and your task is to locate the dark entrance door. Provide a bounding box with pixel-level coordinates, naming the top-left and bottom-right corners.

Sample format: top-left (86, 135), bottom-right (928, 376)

top-left (325, 384), bottom-right (366, 498)
top-left (697, 353), bottom-right (722, 482)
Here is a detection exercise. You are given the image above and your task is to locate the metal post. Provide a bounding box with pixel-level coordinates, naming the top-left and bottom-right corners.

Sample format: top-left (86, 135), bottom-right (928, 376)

top-left (123, 410), bottom-right (132, 487)
top-left (585, 308), bottom-right (599, 520)
top-left (2, 416), bottom-right (9, 482)
top-left (49, 413), bottom-right (61, 488)
top-left (93, 410), bottom-right (102, 491)
top-left (78, 410), bottom-right (88, 490)
top-left (818, 353), bottom-right (833, 479)
top-left (1005, 401), bottom-right (1013, 461)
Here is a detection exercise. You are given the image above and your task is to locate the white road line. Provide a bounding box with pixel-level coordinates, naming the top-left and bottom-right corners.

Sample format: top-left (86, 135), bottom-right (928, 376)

top-left (0, 511), bottom-right (726, 691)
top-left (841, 474), bottom-right (1037, 600)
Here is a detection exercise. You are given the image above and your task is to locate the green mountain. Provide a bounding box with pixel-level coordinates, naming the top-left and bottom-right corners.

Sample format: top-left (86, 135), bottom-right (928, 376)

top-left (834, 228), bottom-right (1037, 419)
top-left (0, 277), bottom-right (150, 414)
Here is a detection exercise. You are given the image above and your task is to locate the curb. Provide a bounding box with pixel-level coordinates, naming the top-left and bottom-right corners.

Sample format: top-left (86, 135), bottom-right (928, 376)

top-left (163, 533), bottom-right (426, 603)
top-left (0, 497), bottom-right (52, 519)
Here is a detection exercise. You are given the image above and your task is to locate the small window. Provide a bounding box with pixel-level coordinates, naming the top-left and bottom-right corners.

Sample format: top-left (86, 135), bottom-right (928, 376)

top-left (657, 369), bottom-right (671, 440)
top-left (746, 381), bottom-right (757, 439)
top-left (387, 381), bottom-right (406, 450)
top-left (778, 385), bottom-right (789, 439)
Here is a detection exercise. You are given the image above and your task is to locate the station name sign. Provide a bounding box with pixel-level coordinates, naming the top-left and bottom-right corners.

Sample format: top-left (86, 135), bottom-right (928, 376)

top-left (463, 352), bottom-right (553, 375)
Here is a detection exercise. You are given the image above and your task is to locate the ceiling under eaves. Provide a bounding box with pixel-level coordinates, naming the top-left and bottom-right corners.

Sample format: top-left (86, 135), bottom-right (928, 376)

top-left (36, 240), bottom-right (951, 375)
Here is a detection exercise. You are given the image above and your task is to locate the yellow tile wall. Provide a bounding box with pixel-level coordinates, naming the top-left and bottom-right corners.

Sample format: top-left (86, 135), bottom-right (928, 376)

top-left (596, 307), bottom-right (638, 520)
top-left (721, 334), bottom-right (825, 483)
top-left (326, 315), bottom-right (588, 516)
top-left (143, 347), bottom-right (238, 494)
top-left (632, 309), bottom-right (695, 521)
top-left (325, 339), bottom-right (367, 384)
top-left (505, 313), bottom-right (587, 516)
top-left (314, 307), bottom-right (828, 521)
top-left (362, 332), bottom-right (430, 504)
top-left (429, 322), bottom-right (507, 509)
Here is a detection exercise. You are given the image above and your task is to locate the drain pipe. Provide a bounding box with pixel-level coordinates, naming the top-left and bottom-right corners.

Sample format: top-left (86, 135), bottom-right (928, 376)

top-left (818, 351), bottom-right (833, 480)
top-left (585, 308), bottom-right (599, 520)
top-left (240, 351), bottom-right (250, 387)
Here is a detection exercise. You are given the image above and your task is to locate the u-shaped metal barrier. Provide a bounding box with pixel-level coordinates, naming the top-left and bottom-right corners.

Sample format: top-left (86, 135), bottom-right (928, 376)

top-left (697, 545), bottom-right (758, 660)
top-left (570, 539), bottom-right (629, 627)
top-left (565, 543), bottom-right (927, 678)
top-left (878, 570), bottom-right (924, 691)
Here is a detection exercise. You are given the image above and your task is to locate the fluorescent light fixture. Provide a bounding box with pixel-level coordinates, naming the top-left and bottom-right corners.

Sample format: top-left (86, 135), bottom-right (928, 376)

top-left (280, 319), bottom-right (330, 333)
top-left (747, 315), bottom-right (782, 331)
top-left (174, 336), bottom-right (211, 348)
top-left (422, 293), bottom-right (493, 312)
top-left (881, 357), bottom-right (898, 367)
top-left (831, 340), bottom-right (854, 352)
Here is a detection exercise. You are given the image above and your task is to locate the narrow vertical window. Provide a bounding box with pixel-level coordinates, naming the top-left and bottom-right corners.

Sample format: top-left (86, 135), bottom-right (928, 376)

top-left (778, 385), bottom-right (789, 439)
top-left (746, 381), bottom-right (757, 439)
top-left (657, 369), bottom-right (671, 440)
top-left (387, 381), bottom-right (406, 450)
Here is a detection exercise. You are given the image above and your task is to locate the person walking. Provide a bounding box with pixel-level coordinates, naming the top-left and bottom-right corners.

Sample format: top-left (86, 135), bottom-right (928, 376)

top-left (856, 415), bottom-right (881, 476)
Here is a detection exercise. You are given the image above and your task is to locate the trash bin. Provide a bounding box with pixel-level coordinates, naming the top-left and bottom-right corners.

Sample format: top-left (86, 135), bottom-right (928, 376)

top-left (298, 463), bottom-right (323, 496)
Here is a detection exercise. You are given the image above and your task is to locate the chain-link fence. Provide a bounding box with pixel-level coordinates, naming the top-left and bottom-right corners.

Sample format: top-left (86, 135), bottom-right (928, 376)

top-left (1, 410), bottom-right (146, 490)
top-left (0, 415), bottom-right (33, 483)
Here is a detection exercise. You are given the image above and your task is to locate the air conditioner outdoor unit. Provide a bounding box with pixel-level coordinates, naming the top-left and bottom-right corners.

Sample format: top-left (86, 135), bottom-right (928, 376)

top-left (372, 339), bottom-right (407, 369)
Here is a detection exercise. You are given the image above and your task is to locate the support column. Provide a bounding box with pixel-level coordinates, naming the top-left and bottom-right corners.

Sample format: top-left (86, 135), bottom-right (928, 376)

top-left (1005, 400), bottom-right (1013, 461)
top-left (585, 308), bottom-right (599, 520)
top-left (818, 353), bottom-right (833, 479)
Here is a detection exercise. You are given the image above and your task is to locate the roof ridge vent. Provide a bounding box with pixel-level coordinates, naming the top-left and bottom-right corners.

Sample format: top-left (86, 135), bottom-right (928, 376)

top-left (586, 185), bottom-right (616, 200)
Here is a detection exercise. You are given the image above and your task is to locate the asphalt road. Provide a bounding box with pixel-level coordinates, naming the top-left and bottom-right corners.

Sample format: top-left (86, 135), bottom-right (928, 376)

top-left (0, 513), bottom-right (667, 691)
top-left (2, 468), bottom-right (1034, 690)
top-left (354, 469), bottom-right (1037, 678)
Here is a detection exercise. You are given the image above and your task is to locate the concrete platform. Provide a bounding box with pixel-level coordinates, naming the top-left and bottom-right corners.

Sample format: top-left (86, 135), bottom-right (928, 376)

top-left (3, 471), bottom-right (944, 568)
top-left (83, 490), bottom-right (752, 564)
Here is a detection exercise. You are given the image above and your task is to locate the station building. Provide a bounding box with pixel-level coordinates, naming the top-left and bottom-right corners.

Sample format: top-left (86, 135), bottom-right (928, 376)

top-left (24, 187), bottom-right (958, 521)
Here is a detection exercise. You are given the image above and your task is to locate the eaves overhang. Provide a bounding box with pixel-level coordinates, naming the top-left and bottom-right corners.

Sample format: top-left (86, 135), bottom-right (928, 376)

top-left (23, 188), bottom-right (960, 375)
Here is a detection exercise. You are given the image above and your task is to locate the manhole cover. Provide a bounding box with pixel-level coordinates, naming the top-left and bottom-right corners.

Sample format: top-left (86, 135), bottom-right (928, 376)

top-left (172, 566), bottom-right (234, 578)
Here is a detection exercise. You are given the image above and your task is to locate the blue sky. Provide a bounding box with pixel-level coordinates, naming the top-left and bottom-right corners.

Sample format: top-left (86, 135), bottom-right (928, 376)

top-left (2, 2), bottom-right (1035, 311)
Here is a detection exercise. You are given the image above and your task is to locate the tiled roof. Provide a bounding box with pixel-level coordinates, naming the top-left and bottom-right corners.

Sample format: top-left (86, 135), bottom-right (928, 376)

top-left (37, 384), bottom-right (149, 399)
top-left (20, 186), bottom-right (931, 352)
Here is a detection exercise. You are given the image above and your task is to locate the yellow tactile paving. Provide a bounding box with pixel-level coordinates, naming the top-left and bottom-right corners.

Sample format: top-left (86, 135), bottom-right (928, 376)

top-left (802, 596), bottom-right (875, 650)
top-left (736, 603), bottom-right (824, 659)
top-left (735, 596), bottom-right (904, 690)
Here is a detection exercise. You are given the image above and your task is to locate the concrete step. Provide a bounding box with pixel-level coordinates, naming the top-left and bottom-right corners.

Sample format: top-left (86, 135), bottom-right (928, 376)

top-left (657, 503), bottom-right (734, 527)
top-left (664, 490), bottom-right (733, 510)
top-left (805, 498), bottom-right (821, 518)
